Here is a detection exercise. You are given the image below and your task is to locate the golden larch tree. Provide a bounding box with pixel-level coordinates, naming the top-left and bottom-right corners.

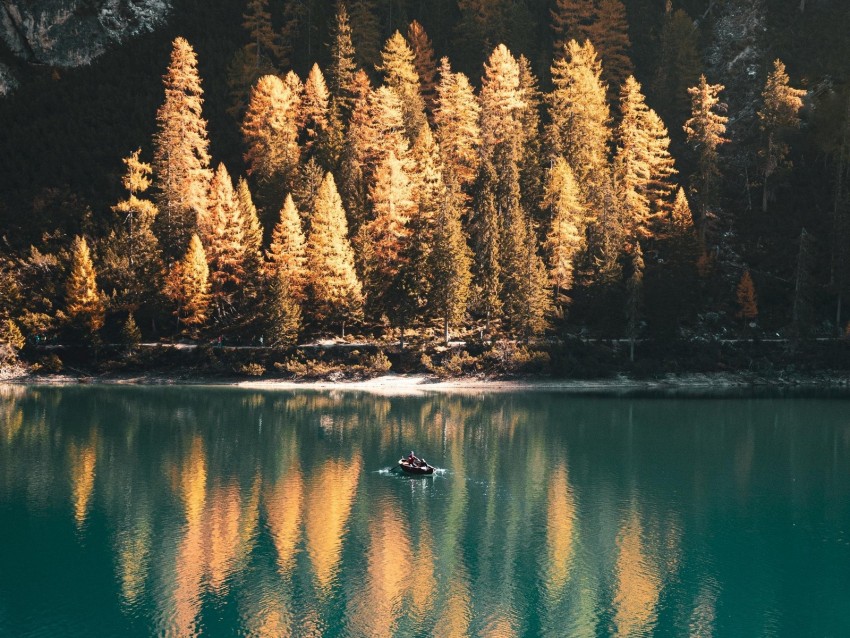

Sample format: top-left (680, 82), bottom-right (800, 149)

top-left (544, 157), bottom-right (588, 302)
top-left (479, 44), bottom-right (526, 158)
top-left (305, 172), bottom-right (363, 333)
top-left (302, 63), bottom-right (330, 156)
top-left (378, 30), bottom-right (427, 140)
top-left (165, 234), bottom-right (211, 334)
top-left (267, 193), bottom-right (308, 301)
top-left (547, 40), bottom-right (611, 192)
top-left (242, 74), bottom-right (301, 194)
top-left (153, 37), bottom-right (212, 262)
top-left (65, 236), bottom-right (106, 337)
top-left (434, 57), bottom-right (481, 190)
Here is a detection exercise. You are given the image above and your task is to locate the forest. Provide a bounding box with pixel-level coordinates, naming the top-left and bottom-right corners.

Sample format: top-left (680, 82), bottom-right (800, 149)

top-left (2, 0), bottom-right (850, 376)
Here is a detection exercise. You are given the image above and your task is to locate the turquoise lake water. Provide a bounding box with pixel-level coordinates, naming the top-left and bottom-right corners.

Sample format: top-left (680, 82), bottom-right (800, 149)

top-left (0, 385), bottom-right (849, 637)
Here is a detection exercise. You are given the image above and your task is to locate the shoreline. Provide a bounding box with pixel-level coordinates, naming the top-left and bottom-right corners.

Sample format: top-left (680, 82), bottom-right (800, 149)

top-left (3, 369), bottom-right (850, 394)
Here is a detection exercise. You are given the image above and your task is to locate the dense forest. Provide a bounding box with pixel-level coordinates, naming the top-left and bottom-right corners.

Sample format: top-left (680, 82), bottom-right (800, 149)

top-left (2, 0), bottom-right (850, 375)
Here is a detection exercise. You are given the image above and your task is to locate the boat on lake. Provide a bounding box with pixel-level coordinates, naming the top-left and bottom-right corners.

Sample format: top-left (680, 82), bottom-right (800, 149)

top-left (398, 456), bottom-right (435, 475)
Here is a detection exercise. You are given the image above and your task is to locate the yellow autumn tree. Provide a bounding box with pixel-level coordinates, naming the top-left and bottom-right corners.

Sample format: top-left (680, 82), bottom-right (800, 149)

top-left (242, 74), bottom-right (301, 198)
top-left (544, 157), bottom-right (588, 302)
top-left (65, 236), bottom-right (106, 337)
top-left (406, 20), bottom-right (438, 118)
top-left (266, 193), bottom-right (307, 301)
top-left (305, 173), bottom-right (363, 334)
top-left (377, 30), bottom-right (427, 140)
top-left (434, 57), bottom-right (481, 190)
top-left (153, 37), bottom-right (212, 262)
top-left (479, 44), bottom-right (526, 159)
top-left (301, 63), bottom-right (330, 157)
top-left (164, 234), bottom-right (210, 334)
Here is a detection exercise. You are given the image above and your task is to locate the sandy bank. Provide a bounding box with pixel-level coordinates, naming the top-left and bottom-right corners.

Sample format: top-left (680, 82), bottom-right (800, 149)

top-left (4, 370), bottom-right (850, 394)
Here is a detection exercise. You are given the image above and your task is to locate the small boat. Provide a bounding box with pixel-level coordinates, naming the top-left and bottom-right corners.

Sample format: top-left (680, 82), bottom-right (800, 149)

top-left (398, 457), bottom-right (435, 475)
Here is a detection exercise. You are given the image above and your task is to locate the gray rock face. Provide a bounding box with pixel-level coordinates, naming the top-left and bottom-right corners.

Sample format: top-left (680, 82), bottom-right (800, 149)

top-left (0, 0), bottom-right (170, 68)
top-left (0, 62), bottom-right (17, 95)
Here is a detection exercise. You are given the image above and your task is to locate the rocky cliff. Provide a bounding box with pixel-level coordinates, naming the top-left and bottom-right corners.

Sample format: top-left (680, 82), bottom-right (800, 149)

top-left (0, 0), bottom-right (170, 92)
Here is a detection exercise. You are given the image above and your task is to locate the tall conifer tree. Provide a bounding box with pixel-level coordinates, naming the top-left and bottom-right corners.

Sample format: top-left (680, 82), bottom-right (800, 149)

top-left (684, 75), bottom-right (728, 235)
top-left (550, 0), bottom-right (595, 56)
top-left (328, 1), bottom-right (359, 119)
top-left (434, 57), bottom-right (481, 190)
top-left (102, 149), bottom-right (163, 313)
top-left (153, 37), bottom-right (212, 262)
top-left (406, 20), bottom-right (439, 119)
top-left (378, 31), bottom-right (427, 140)
top-left (586, 0), bottom-right (633, 100)
top-left (544, 158), bottom-right (588, 303)
top-left (758, 59), bottom-right (805, 212)
top-left (267, 193), bottom-right (308, 300)
top-left (479, 44), bottom-right (525, 159)
top-left (305, 173), bottom-right (363, 333)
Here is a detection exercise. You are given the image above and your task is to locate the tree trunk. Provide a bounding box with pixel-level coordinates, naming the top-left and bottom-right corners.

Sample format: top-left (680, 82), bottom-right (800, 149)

top-left (837, 290), bottom-right (843, 336)
top-left (341, 319), bottom-right (346, 339)
top-left (444, 316), bottom-right (450, 346)
top-left (629, 337), bottom-right (635, 363)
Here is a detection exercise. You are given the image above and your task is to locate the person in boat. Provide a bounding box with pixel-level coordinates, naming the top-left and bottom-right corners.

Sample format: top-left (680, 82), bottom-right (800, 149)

top-left (407, 451), bottom-right (418, 466)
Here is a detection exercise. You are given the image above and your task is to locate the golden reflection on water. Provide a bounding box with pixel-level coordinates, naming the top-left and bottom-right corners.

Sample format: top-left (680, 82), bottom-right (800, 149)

top-left (545, 461), bottom-right (576, 597)
top-left (68, 430), bottom-right (98, 529)
top-left (264, 460), bottom-right (304, 578)
top-left (347, 498), bottom-right (412, 637)
top-left (305, 453), bottom-right (362, 594)
top-left (613, 508), bottom-right (661, 637)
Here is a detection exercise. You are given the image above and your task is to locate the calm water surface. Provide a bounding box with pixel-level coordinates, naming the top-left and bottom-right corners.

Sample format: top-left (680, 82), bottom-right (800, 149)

top-left (0, 385), bottom-right (849, 637)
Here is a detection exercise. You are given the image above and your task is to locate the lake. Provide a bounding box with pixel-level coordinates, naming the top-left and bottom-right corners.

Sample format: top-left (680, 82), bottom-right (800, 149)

top-left (0, 385), bottom-right (848, 637)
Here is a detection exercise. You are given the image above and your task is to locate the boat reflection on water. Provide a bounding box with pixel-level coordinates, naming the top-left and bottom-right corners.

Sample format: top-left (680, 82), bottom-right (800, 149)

top-left (1, 386), bottom-right (849, 636)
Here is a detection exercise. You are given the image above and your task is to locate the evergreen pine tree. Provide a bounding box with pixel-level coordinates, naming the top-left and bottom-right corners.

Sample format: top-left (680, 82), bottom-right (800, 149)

top-left (102, 149), bottom-right (163, 314)
top-left (121, 312), bottom-right (142, 347)
top-left (406, 20), bottom-right (439, 119)
top-left (434, 57), bottom-right (481, 190)
top-left (243, 0), bottom-right (282, 67)
top-left (684, 75), bottom-right (728, 236)
top-left (153, 37), bottom-right (212, 262)
top-left (586, 0), bottom-right (633, 101)
top-left (429, 193), bottom-right (473, 344)
top-left (517, 55), bottom-right (545, 220)
top-left (66, 236), bottom-right (106, 338)
top-left (625, 243), bottom-right (644, 362)
top-left (550, 0), bottom-right (595, 56)
top-left (652, 3), bottom-right (701, 130)
top-left (495, 142), bottom-right (550, 339)
top-left (471, 158), bottom-right (503, 330)
top-left (265, 268), bottom-right (302, 347)
top-left (758, 59), bottom-right (806, 212)
top-left (350, 0), bottom-right (381, 70)
top-left (305, 173), bottom-right (363, 334)
top-left (327, 0), bottom-right (359, 119)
